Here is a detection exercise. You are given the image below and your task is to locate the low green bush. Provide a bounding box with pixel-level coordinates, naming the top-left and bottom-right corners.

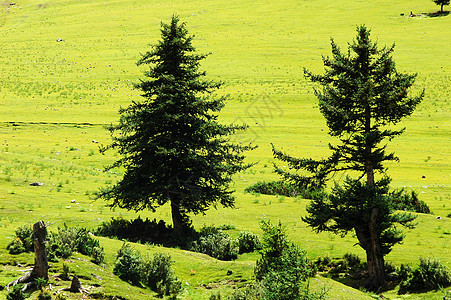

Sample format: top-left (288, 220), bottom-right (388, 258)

top-left (47, 231), bottom-right (73, 261)
top-left (237, 231), bottom-right (261, 254)
top-left (217, 224), bottom-right (236, 230)
top-left (7, 238), bottom-right (26, 255)
top-left (15, 225), bottom-right (34, 251)
top-left (91, 246), bottom-right (105, 265)
top-left (113, 243), bottom-right (144, 285)
top-left (144, 252), bottom-right (183, 298)
top-left (400, 257), bottom-right (451, 293)
top-left (46, 226), bottom-right (104, 264)
top-left (190, 230), bottom-right (238, 260)
top-left (228, 282), bottom-right (266, 300)
top-left (7, 225), bottom-right (33, 254)
top-left (113, 243), bottom-right (183, 298)
top-left (343, 253), bottom-right (362, 269)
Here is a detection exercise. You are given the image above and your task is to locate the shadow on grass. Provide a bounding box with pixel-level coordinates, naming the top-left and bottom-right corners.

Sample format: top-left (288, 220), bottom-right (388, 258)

top-left (426, 11), bottom-right (450, 17)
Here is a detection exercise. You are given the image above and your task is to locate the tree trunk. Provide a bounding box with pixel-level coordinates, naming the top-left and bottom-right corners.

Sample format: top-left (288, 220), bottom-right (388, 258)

top-left (32, 221), bottom-right (49, 280)
top-left (364, 106), bottom-right (375, 188)
top-left (366, 208), bottom-right (385, 290)
top-left (170, 197), bottom-right (185, 234)
top-left (441, 3), bottom-right (444, 12)
top-left (355, 212), bottom-right (386, 291)
top-left (7, 221), bottom-right (49, 291)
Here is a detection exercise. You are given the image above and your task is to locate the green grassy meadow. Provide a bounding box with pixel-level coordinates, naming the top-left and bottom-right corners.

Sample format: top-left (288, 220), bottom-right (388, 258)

top-left (0, 0), bottom-right (450, 298)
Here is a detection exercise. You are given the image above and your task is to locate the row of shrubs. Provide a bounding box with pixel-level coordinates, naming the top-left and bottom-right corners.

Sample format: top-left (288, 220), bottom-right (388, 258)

top-left (96, 217), bottom-right (262, 261)
top-left (95, 217), bottom-right (173, 245)
top-left (7, 224), bottom-right (104, 265)
top-left (245, 181), bottom-right (431, 214)
top-left (113, 243), bottom-right (182, 299)
top-left (245, 180), bottom-right (327, 201)
top-left (315, 253), bottom-right (451, 293)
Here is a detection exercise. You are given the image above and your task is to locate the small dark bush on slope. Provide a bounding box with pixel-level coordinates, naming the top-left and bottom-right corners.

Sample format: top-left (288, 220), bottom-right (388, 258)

top-left (189, 226), bottom-right (238, 260)
top-left (113, 243), bottom-right (182, 298)
top-left (399, 257), bottom-right (451, 293)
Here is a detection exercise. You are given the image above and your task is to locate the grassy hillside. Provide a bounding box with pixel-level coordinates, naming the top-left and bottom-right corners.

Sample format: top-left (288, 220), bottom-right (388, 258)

top-left (0, 0), bottom-right (450, 299)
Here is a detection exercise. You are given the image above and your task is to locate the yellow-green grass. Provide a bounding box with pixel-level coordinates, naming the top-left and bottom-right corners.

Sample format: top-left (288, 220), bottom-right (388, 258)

top-left (0, 0), bottom-right (450, 298)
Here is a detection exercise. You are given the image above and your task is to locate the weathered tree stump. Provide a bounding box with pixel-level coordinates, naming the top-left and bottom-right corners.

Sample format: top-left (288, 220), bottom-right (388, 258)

top-left (69, 275), bottom-right (82, 293)
top-left (7, 221), bottom-right (49, 292)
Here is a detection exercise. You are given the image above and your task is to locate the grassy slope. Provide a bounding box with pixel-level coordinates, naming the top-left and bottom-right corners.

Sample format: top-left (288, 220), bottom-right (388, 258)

top-left (0, 0), bottom-right (449, 299)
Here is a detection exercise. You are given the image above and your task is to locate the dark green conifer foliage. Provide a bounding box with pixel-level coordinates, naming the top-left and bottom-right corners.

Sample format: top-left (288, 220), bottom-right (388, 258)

top-left (273, 25), bottom-right (423, 290)
top-left (99, 15), bottom-right (254, 232)
top-left (432, 0), bottom-right (450, 12)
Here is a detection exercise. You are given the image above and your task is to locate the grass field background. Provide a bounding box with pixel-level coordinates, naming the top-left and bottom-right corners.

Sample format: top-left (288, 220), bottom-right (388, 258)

top-left (0, 0), bottom-right (450, 298)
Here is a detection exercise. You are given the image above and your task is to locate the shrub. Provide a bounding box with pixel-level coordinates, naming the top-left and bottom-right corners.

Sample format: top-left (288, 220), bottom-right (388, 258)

top-left (35, 277), bottom-right (48, 291)
top-left (255, 220), bottom-right (318, 299)
top-left (209, 291), bottom-right (221, 300)
top-left (190, 230), bottom-right (238, 261)
top-left (343, 253), bottom-right (362, 269)
top-left (237, 231), bottom-right (261, 254)
top-left (255, 220), bottom-right (290, 280)
top-left (46, 226), bottom-right (104, 264)
top-left (7, 238), bottom-right (26, 255)
top-left (385, 262), bottom-right (397, 274)
top-left (15, 225), bottom-right (34, 251)
top-left (143, 252), bottom-right (182, 298)
top-left (228, 282), bottom-right (266, 300)
top-left (47, 232), bottom-right (73, 261)
top-left (400, 257), bottom-right (451, 293)
top-left (113, 244), bottom-right (183, 297)
top-left (91, 246), bottom-right (105, 265)
top-left (113, 243), bottom-right (143, 285)
top-left (398, 263), bottom-right (413, 281)
top-left (217, 224), bottom-right (236, 230)
top-left (315, 255), bottom-right (332, 272)
top-left (7, 225), bottom-right (33, 254)
top-left (198, 225), bottom-right (221, 236)
top-left (262, 245), bottom-right (315, 300)
top-left (62, 262), bottom-right (72, 279)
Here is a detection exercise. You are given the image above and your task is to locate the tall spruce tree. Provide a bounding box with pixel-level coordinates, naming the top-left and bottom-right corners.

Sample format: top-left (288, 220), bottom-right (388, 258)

top-left (99, 15), bottom-right (254, 233)
top-left (272, 25), bottom-right (423, 290)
